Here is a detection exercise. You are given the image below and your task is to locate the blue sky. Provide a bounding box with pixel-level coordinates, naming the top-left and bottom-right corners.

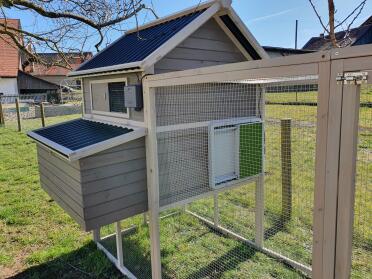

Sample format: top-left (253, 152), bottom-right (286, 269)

top-left (5, 0), bottom-right (372, 52)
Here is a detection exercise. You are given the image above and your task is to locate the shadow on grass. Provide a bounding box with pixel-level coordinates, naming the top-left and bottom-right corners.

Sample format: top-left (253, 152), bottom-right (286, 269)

top-left (8, 242), bottom-right (124, 279)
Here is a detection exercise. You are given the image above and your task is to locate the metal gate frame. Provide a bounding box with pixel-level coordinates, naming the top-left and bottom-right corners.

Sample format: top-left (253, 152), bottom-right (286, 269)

top-left (104, 44), bottom-right (372, 279)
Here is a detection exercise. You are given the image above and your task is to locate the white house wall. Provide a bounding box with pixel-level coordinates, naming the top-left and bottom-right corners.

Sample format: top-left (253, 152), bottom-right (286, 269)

top-left (0, 77), bottom-right (18, 95)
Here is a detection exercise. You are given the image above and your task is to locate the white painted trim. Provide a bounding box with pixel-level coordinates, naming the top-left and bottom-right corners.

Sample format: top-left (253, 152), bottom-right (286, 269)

top-left (157, 117), bottom-right (261, 133)
top-left (157, 121), bottom-right (210, 132)
top-left (69, 61), bottom-right (143, 77)
top-left (71, 69), bottom-right (144, 79)
top-left (83, 113), bottom-right (146, 127)
top-left (89, 77), bottom-right (130, 119)
top-left (141, 2), bottom-right (222, 70)
top-left (96, 242), bottom-right (138, 279)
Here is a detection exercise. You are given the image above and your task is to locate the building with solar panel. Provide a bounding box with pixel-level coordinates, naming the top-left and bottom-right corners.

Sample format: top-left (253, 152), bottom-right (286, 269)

top-left (27, 1), bottom-right (268, 277)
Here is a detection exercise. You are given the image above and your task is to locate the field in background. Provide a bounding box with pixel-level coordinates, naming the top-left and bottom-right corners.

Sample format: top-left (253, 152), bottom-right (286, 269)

top-left (0, 88), bottom-right (370, 278)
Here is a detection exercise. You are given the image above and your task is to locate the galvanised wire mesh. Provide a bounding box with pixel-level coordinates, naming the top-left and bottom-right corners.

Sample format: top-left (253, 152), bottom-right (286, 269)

top-left (153, 78), bottom-right (317, 278)
top-left (263, 79), bottom-right (317, 269)
top-left (98, 214), bottom-right (153, 279)
top-left (351, 84), bottom-right (371, 278)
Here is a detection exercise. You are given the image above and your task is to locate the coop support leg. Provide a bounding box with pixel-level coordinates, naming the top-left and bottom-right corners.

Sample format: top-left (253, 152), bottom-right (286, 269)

top-left (144, 85), bottom-right (162, 279)
top-left (213, 192), bottom-right (219, 227)
top-left (115, 221), bottom-right (124, 267)
top-left (143, 213), bottom-right (147, 225)
top-left (255, 175), bottom-right (264, 247)
top-left (93, 228), bottom-right (100, 243)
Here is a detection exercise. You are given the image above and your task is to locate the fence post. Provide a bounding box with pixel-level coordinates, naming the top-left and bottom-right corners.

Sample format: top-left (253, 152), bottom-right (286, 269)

top-left (281, 118), bottom-right (292, 223)
top-left (334, 83), bottom-right (361, 279)
top-left (40, 102), bottom-right (46, 127)
top-left (0, 101), bottom-right (4, 126)
top-left (143, 81), bottom-right (162, 279)
top-left (15, 98), bottom-right (21, 132)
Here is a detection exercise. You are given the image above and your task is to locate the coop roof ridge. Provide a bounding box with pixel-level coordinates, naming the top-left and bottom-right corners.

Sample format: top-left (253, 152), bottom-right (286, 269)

top-left (69, 0), bottom-right (267, 77)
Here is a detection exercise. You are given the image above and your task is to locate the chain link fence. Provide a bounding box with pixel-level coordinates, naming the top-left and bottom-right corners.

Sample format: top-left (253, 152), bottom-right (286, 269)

top-left (0, 93), bottom-right (83, 132)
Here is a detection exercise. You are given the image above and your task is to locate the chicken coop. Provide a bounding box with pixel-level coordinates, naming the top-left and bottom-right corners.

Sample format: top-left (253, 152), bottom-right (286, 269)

top-left (26, 1), bottom-right (372, 279)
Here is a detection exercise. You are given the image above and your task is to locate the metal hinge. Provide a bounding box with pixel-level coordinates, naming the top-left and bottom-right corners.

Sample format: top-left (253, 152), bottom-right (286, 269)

top-left (336, 71), bottom-right (368, 85)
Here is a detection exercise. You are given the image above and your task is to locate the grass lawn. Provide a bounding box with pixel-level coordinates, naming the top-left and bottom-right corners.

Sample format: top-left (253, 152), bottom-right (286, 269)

top-left (0, 97), bottom-right (370, 278)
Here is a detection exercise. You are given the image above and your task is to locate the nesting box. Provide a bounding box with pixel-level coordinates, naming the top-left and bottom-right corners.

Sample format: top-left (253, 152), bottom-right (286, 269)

top-left (28, 119), bottom-right (147, 231)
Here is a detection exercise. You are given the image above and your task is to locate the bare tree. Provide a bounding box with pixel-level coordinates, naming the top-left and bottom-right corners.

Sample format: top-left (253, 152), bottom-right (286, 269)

top-left (0, 0), bottom-right (158, 69)
top-left (308, 0), bottom-right (367, 48)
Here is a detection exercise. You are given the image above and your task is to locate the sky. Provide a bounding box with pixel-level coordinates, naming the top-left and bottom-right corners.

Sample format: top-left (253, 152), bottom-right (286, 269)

top-left (4, 0), bottom-right (372, 52)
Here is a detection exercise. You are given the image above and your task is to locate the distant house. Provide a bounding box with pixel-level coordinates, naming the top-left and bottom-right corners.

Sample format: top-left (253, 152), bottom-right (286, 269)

top-left (303, 16), bottom-right (372, 50)
top-left (263, 46), bottom-right (314, 58)
top-left (25, 52), bottom-right (92, 89)
top-left (0, 18), bottom-right (58, 96)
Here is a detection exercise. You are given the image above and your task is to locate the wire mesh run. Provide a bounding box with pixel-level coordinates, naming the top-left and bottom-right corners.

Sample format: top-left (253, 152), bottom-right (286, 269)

top-left (152, 78), bottom-right (317, 278)
top-left (263, 81), bottom-right (317, 268)
top-left (351, 84), bottom-right (371, 278)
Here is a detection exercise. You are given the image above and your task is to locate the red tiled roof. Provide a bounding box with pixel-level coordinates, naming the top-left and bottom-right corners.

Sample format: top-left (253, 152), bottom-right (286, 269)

top-left (0, 19), bottom-right (21, 77)
top-left (31, 63), bottom-right (83, 76)
top-left (27, 52), bottom-right (93, 76)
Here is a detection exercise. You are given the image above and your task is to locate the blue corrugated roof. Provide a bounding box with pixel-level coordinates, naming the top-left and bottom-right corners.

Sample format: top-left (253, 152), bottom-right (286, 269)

top-left (29, 119), bottom-right (133, 153)
top-left (76, 10), bottom-right (205, 72)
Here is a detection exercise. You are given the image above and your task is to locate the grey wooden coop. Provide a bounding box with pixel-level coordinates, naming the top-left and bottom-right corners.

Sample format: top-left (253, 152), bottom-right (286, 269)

top-left (27, 1), bottom-right (268, 277)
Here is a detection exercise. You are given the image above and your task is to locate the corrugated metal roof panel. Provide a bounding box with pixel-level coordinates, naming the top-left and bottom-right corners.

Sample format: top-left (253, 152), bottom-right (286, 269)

top-left (76, 10), bottom-right (204, 72)
top-left (27, 119), bottom-right (139, 159)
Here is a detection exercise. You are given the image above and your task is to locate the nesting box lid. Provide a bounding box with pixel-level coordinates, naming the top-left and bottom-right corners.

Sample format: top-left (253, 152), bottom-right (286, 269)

top-left (27, 118), bottom-right (146, 161)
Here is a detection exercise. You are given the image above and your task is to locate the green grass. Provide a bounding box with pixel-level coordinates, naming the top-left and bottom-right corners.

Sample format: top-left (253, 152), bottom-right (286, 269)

top-left (0, 96), bottom-right (370, 278)
top-left (265, 87), bottom-right (372, 104)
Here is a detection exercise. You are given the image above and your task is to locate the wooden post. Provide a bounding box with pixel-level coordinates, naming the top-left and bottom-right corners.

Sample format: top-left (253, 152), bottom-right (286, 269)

top-left (334, 83), bottom-right (361, 279)
top-left (143, 82), bottom-right (162, 279)
top-left (255, 175), bottom-right (264, 248)
top-left (281, 118), bottom-right (292, 223)
top-left (213, 193), bottom-right (219, 227)
top-left (93, 229), bottom-right (101, 243)
top-left (115, 221), bottom-right (124, 267)
top-left (40, 102), bottom-right (46, 127)
top-left (0, 101), bottom-right (4, 125)
top-left (15, 98), bottom-right (21, 132)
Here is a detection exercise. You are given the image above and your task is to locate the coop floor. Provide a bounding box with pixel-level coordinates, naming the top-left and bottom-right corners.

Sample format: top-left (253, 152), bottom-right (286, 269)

top-left (99, 211), bottom-right (308, 279)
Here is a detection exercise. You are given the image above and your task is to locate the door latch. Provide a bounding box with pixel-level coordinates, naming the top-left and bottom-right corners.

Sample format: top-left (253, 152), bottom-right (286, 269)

top-left (336, 72), bottom-right (368, 85)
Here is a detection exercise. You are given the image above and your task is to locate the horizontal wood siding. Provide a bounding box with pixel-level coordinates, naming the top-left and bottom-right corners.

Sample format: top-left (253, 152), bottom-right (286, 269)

top-left (80, 138), bottom-right (147, 230)
top-left (154, 18), bottom-right (246, 73)
top-left (37, 146), bottom-right (86, 229)
top-left (36, 137), bottom-right (148, 231)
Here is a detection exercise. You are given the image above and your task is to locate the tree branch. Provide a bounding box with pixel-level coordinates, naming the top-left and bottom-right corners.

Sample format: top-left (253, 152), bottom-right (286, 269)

top-left (308, 0), bottom-right (330, 33)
